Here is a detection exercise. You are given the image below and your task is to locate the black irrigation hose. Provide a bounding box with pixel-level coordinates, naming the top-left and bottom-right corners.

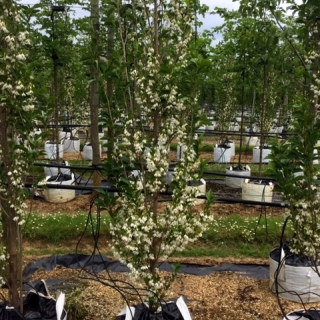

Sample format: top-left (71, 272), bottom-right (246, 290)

top-left (30, 181), bottom-right (287, 207)
top-left (75, 196), bottom-right (166, 317)
top-left (34, 162), bottom-right (276, 182)
top-left (35, 124), bottom-right (91, 128)
top-left (204, 171), bottom-right (275, 181)
top-left (196, 128), bottom-right (295, 137)
top-left (34, 162), bottom-right (104, 171)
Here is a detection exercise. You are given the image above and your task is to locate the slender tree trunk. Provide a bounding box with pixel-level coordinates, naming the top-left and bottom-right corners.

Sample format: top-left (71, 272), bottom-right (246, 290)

top-left (149, 1), bottom-right (161, 311)
top-left (0, 106), bottom-right (23, 311)
top-left (311, 23), bottom-right (320, 115)
top-left (90, 0), bottom-right (101, 187)
top-left (238, 65), bottom-right (246, 166)
top-left (53, 60), bottom-right (60, 164)
top-left (107, 16), bottom-right (114, 160)
top-left (258, 64), bottom-right (267, 176)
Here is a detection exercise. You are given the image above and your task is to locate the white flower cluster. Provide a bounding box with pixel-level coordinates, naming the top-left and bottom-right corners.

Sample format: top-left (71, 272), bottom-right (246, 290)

top-left (108, 0), bottom-right (213, 303)
top-left (0, 2), bottom-right (34, 111)
top-left (0, 0), bottom-right (35, 287)
top-left (215, 72), bottom-right (237, 132)
top-left (284, 162), bottom-right (320, 260)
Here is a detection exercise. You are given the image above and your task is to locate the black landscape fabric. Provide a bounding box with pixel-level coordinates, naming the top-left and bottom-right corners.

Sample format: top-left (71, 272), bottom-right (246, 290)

top-left (22, 254), bottom-right (269, 281)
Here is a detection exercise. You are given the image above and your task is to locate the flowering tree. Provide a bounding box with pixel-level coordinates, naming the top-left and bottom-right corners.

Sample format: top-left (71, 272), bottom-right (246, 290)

top-left (265, 0), bottom-right (320, 263)
top-left (0, 0), bottom-right (37, 311)
top-left (214, 70), bottom-right (237, 141)
top-left (100, 0), bottom-right (213, 310)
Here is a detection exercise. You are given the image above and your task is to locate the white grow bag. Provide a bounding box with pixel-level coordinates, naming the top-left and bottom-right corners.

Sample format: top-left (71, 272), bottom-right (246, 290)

top-left (63, 137), bottom-right (80, 153)
top-left (177, 145), bottom-right (187, 161)
top-left (283, 310), bottom-right (320, 320)
top-left (252, 147), bottom-right (271, 163)
top-left (242, 179), bottom-right (273, 202)
top-left (44, 141), bottom-right (64, 160)
top-left (244, 136), bottom-right (259, 146)
top-left (227, 140), bottom-right (235, 157)
top-left (186, 179), bottom-right (206, 204)
top-left (225, 166), bottom-right (251, 188)
top-left (44, 161), bottom-right (70, 177)
top-left (214, 145), bottom-right (232, 163)
top-left (100, 138), bottom-right (108, 152)
top-left (44, 173), bottom-right (76, 203)
top-left (83, 143), bottom-right (102, 160)
top-left (269, 247), bottom-right (320, 303)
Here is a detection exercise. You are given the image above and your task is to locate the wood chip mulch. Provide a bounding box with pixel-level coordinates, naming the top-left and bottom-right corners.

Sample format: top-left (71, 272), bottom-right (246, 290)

top-left (13, 257), bottom-right (319, 320)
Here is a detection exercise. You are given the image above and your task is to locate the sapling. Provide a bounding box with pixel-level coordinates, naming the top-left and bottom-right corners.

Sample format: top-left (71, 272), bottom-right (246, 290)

top-left (99, 0), bottom-right (214, 311)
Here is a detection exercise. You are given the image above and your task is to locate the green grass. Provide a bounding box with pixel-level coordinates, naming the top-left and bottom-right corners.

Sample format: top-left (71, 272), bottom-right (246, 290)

top-left (22, 212), bottom-right (289, 259)
top-left (235, 144), bottom-right (254, 153)
top-left (23, 211), bottom-right (110, 242)
top-left (203, 163), bottom-right (270, 180)
top-left (179, 215), bottom-right (290, 259)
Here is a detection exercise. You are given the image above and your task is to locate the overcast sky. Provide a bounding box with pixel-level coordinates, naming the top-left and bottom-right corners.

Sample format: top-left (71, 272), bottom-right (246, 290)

top-left (200, 0), bottom-right (239, 31)
top-left (21, 0), bottom-right (240, 28)
top-left (20, 0), bottom-right (240, 44)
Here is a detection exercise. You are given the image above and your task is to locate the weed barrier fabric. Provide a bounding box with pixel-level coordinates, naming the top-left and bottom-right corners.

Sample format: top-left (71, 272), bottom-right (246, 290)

top-left (22, 254), bottom-right (269, 281)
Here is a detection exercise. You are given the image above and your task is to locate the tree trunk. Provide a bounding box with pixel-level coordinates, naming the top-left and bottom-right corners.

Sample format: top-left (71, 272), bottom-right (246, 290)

top-left (0, 106), bottom-right (23, 311)
top-left (90, 0), bottom-right (101, 187)
top-left (107, 15), bottom-right (114, 161)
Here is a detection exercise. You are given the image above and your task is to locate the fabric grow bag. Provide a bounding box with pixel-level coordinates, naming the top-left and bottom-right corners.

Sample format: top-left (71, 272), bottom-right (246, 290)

top-left (269, 247), bottom-right (320, 303)
top-left (225, 165), bottom-right (250, 188)
top-left (0, 303), bottom-right (24, 320)
top-left (213, 144), bottom-right (232, 163)
top-left (44, 142), bottom-right (64, 160)
top-left (115, 296), bottom-right (191, 320)
top-left (24, 279), bottom-right (67, 320)
top-left (0, 280), bottom-right (66, 320)
top-left (83, 143), bottom-right (101, 160)
top-left (63, 137), bottom-right (80, 153)
top-left (283, 309), bottom-right (320, 320)
top-left (44, 161), bottom-right (70, 177)
top-left (252, 147), bottom-right (271, 163)
top-left (44, 174), bottom-right (75, 203)
top-left (242, 179), bottom-right (273, 202)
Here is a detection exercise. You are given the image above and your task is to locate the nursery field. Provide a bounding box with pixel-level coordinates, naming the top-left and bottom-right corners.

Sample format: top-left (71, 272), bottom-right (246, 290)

top-left (21, 194), bottom-right (312, 320)
top-left (20, 138), bottom-right (307, 320)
